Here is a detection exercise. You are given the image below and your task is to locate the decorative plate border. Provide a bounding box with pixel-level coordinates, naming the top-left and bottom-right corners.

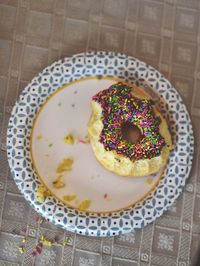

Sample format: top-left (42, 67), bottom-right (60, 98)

top-left (7, 51), bottom-right (194, 237)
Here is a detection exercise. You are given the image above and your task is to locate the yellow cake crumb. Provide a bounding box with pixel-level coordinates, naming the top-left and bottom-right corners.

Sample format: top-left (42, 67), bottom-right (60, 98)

top-left (63, 194), bottom-right (76, 202)
top-left (56, 158), bottom-right (73, 173)
top-left (36, 186), bottom-right (51, 203)
top-left (53, 180), bottom-right (65, 189)
top-left (64, 134), bottom-right (75, 145)
top-left (36, 134), bottom-right (42, 140)
top-left (39, 217), bottom-right (45, 224)
top-left (36, 187), bottom-right (46, 202)
top-left (146, 178), bottom-right (153, 185)
top-left (53, 175), bottom-right (65, 189)
top-left (78, 199), bottom-right (91, 211)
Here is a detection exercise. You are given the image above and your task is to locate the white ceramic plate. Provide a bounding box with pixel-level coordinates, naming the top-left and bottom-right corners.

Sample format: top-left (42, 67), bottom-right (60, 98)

top-left (7, 51), bottom-right (194, 237)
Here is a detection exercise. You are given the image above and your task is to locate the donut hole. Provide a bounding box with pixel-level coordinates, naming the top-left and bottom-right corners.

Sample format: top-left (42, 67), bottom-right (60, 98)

top-left (121, 122), bottom-right (142, 144)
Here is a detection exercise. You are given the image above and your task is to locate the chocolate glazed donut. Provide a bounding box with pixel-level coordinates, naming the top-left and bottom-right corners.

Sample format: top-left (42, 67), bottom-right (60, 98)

top-left (88, 82), bottom-right (173, 177)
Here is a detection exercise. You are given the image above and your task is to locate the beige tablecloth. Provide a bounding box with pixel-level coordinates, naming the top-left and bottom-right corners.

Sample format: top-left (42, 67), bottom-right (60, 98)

top-left (0, 0), bottom-right (200, 265)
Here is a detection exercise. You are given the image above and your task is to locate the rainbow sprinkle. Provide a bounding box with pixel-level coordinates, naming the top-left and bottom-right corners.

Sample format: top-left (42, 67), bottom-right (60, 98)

top-left (92, 82), bottom-right (166, 161)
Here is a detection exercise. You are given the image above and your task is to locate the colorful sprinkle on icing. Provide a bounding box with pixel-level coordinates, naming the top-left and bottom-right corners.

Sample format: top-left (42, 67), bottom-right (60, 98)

top-left (92, 82), bottom-right (166, 161)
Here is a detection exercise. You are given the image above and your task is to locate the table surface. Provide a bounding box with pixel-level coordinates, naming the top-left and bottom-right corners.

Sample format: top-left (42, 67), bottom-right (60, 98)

top-left (0, 0), bottom-right (200, 265)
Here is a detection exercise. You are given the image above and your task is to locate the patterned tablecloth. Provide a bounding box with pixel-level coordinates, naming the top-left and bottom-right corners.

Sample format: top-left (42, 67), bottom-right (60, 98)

top-left (0, 0), bottom-right (200, 265)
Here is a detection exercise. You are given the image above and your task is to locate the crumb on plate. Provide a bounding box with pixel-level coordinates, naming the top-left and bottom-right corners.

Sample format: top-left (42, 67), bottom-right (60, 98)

top-left (64, 134), bottom-right (75, 145)
top-left (63, 194), bottom-right (76, 202)
top-left (36, 134), bottom-right (42, 140)
top-left (146, 178), bottom-right (153, 185)
top-left (36, 186), bottom-right (51, 203)
top-left (56, 158), bottom-right (73, 173)
top-left (78, 199), bottom-right (91, 211)
top-left (53, 175), bottom-right (65, 189)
